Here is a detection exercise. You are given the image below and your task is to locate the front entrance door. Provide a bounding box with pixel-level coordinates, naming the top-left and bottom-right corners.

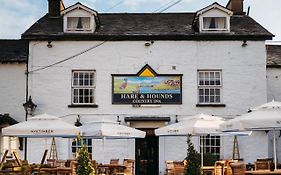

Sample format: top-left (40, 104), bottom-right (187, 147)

top-left (135, 129), bottom-right (159, 175)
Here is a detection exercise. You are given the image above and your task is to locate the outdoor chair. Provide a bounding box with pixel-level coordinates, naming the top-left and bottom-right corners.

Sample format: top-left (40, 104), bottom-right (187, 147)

top-left (230, 161), bottom-right (246, 175)
top-left (254, 158), bottom-right (271, 171)
top-left (114, 159), bottom-right (135, 175)
top-left (214, 160), bottom-right (225, 175)
top-left (165, 160), bottom-right (174, 175)
top-left (110, 159), bottom-right (120, 165)
top-left (173, 160), bottom-right (185, 175)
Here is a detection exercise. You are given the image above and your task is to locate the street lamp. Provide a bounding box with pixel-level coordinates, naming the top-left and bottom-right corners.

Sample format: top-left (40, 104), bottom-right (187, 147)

top-left (23, 96), bottom-right (37, 116)
top-left (22, 96), bottom-right (37, 160)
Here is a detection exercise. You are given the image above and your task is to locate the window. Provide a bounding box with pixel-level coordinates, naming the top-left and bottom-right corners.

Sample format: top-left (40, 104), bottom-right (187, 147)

top-left (200, 135), bottom-right (221, 158)
top-left (72, 138), bottom-right (92, 159)
top-left (72, 70), bottom-right (95, 104)
top-left (67, 17), bottom-right (91, 31)
top-left (203, 17), bottom-right (227, 31)
top-left (198, 70), bottom-right (222, 104)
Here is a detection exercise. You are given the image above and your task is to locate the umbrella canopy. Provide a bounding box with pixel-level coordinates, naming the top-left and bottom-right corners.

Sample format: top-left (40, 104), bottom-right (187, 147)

top-left (155, 113), bottom-right (225, 169)
top-left (81, 120), bottom-right (145, 138)
top-left (251, 100), bottom-right (281, 111)
top-left (220, 108), bottom-right (281, 170)
top-left (220, 109), bottom-right (281, 131)
top-left (155, 113), bottom-right (225, 136)
top-left (2, 113), bottom-right (80, 138)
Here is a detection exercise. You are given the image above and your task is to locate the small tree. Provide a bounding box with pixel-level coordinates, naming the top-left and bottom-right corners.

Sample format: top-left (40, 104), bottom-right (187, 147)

top-left (76, 137), bottom-right (95, 175)
top-left (185, 134), bottom-right (200, 175)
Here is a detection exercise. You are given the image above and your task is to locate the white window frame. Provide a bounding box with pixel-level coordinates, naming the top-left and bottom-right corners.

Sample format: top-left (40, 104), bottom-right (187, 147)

top-left (72, 138), bottom-right (92, 159)
top-left (66, 17), bottom-right (91, 32)
top-left (200, 135), bottom-right (221, 158)
top-left (198, 70), bottom-right (222, 104)
top-left (202, 17), bottom-right (227, 31)
top-left (71, 70), bottom-right (96, 105)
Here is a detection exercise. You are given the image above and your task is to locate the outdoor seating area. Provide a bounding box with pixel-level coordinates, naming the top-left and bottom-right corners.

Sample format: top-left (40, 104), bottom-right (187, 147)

top-left (165, 160), bottom-right (187, 175)
top-left (0, 150), bottom-right (135, 175)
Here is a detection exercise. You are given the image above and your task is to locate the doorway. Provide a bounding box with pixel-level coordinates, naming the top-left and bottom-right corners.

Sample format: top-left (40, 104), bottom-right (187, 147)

top-left (135, 129), bottom-right (159, 175)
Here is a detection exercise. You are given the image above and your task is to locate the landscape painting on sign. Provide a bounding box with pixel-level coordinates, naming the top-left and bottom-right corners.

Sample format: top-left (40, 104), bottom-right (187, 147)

top-left (112, 76), bottom-right (182, 104)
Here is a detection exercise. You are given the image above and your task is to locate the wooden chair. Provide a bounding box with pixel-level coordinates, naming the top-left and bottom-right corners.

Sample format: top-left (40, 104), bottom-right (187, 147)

top-left (254, 159), bottom-right (271, 171)
top-left (114, 159), bottom-right (134, 175)
top-left (173, 161), bottom-right (185, 175)
top-left (230, 161), bottom-right (246, 175)
top-left (214, 161), bottom-right (225, 175)
top-left (70, 160), bottom-right (78, 175)
top-left (110, 159), bottom-right (119, 165)
top-left (165, 160), bottom-right (174, 175)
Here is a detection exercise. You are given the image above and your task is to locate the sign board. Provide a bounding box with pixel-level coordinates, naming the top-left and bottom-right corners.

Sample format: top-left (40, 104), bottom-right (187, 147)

top-left (112, 65), bottom-right (182, 104)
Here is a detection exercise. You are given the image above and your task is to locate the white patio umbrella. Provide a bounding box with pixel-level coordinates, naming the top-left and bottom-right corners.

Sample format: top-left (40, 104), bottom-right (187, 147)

top-left (80, 120), bottom-right (145, 163)
top-left (220, 108), bottom-right (281, 170)
top-left (251, 100), bottom-right (281, 111)
top-left (155, 113), bottom-right (225, 168)
top-left (2, 113), bottom-right (80, 138)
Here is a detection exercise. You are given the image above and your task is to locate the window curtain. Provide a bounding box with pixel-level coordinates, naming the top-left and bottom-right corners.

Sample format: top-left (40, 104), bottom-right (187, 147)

top-left (81, 17), bottom-right (90, 29)
top-left (215, 17), bottom-right (226, 29)
top-left (203, 17), bottom-right (212, 29)
top-left (67, 17), bottom-right (79, 29)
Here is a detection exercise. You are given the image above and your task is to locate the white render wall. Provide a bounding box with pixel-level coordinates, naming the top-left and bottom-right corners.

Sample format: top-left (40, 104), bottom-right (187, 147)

top-left (0, 64), bottom-right (26, 122)
top-left (28, 40), bottom-right (268, 173)
top-left (267, 68), bottom-right (281, 101)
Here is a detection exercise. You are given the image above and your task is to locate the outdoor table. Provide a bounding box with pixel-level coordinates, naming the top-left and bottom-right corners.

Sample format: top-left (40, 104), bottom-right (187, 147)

top-left (97, 164), bottom-right (126, 175)
top-left (245, 170), bottom-right (281, 175)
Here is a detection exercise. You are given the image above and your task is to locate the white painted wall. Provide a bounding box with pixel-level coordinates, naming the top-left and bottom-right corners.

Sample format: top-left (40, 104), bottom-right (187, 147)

top-left (267, 68), bottom-right (281, 101)
top-left (0, 63), bottom-right (26, 159)
top-left (28, 40), bottom-right (268, 173)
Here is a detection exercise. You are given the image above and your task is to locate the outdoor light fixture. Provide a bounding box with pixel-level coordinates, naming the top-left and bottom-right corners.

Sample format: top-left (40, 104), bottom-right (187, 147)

top-left (117, 115), bottom-right (121, 124)
top-left (242, 40), bottom-right (248, 47)
top-left (22, 96), bottom-right (37, 160)
top-left (47, 40), bottom-right (53, 48)
top-left (23, 96), bottom-right (37, 116)
top-left (75, 115), bottom-right (82, 127)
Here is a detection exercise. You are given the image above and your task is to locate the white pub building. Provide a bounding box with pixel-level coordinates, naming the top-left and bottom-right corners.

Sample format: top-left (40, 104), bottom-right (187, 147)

top-left (1, 0), bottom-right (278, 174)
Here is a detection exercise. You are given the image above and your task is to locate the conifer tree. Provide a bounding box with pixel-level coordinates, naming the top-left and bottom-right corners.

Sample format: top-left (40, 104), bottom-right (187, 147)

top-left (185, 134), bottom-right (200, 175)
top-left (76, 137), bottom-right (95, 175)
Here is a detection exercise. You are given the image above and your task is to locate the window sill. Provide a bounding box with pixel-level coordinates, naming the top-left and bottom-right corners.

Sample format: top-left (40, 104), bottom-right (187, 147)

top-left (196, 104), bottom-right (226, 107)
top-left (68, 104), bottom-right (98, 108)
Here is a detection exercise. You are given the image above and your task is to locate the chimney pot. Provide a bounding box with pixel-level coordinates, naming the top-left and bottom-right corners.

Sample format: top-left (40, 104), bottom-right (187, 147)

top-left (48, 0), bottom-right (63, 17)
top-left (227, 0), bottom-right (244, 15)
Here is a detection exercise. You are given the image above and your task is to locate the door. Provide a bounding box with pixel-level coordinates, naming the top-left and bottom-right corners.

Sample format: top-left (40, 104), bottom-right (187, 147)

top-left (135, 129), bottom-right (159, 175)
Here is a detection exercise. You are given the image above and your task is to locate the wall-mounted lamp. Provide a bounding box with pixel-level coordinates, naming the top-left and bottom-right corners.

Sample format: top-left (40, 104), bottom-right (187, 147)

top-left (117, 115), bottom-right (121, 124)
top-left (75, 115), bottom-right (82, 127)
top-left (47, 41), bottom-right (53, 48)
top-left (23, 96), bottom-right (37, 116)
top-left (175, 115), bottom-right (178, 123)
top-left (144, 40), bottom-right (154, 47)
top-left (242, 40), bottom-right (248, 47)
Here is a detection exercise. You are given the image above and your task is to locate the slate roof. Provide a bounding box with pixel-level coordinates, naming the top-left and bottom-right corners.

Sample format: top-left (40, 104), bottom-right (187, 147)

top-left (0, 40), bottom-right (28, 63)
top-left (267, 45), bottom-right (281, 67)
top-left (22, 13), bottom-right (273, 41)
top-left (0, 113), bottom-right (18, 128)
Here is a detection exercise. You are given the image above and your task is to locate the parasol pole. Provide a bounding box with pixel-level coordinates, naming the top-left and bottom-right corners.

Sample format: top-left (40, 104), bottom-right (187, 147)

top-left (273, 129), bottom-right (277, 170)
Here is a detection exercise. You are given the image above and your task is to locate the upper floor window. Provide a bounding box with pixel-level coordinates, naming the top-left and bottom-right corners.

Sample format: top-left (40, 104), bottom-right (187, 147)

top-left (203, 17), bottom-right (227, 31)
top-left (72, 70), bottom-right (95, 105)
top-left (67, 17), bottom-right (91, 31)
top-left (198, 70), bottom-right (222, 104)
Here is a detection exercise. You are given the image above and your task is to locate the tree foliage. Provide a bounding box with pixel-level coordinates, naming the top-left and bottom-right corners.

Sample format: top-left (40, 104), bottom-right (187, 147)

top-left (76, 137), bottom-right (95, 175)
top-left (185, 134), bottom-right (200, 175)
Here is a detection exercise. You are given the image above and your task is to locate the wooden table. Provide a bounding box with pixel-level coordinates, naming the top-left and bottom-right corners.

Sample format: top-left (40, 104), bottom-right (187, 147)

top-left (97, 164), bottom-right (126, 175)
top-left (246, 170), bottom-right (281, 175)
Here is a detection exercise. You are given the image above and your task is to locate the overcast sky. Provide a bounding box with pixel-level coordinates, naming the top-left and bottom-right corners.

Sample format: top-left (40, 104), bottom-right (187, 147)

top-left (0, 0), bottom-right (280, 42)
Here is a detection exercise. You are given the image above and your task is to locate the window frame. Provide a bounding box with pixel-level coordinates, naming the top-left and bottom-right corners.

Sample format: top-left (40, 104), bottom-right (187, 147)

top-left (71, 138), bottom-right (92, 159)
top-left (197, 70), bottom-right (223, 105)
top-left (200, 135), bottom-right (221, 158)
top-left (202, 17), bottom-right (228, 31)
top-left (71, 70), bottom-right (96, 105)
top-left (66, 17), bottom-right (91, 32)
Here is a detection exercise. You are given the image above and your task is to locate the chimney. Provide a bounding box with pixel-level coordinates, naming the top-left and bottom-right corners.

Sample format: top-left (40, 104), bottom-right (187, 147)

top-left (226, 0), bottom-right (244, 15)
top-left (48, 0), bottom-right (64, 17)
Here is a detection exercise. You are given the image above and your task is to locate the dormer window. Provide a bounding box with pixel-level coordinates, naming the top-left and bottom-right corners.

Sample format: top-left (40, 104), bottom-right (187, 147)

top-left (193, 3), bottom-right (233, 33)
top-left (62, 2), bottom-right (99, 33)
top-left (67, 17), bottom-right (91, 31)
top-left (202, 17), bottom-right (227, 31)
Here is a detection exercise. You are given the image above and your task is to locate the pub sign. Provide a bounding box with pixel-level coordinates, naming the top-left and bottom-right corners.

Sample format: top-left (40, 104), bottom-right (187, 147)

top-left (112, 65), bottom-right (182, 104)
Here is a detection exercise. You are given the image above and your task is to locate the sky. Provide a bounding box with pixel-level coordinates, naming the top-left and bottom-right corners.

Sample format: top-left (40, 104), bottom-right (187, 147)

top-left (0, 0), bottom-right (280, 42)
